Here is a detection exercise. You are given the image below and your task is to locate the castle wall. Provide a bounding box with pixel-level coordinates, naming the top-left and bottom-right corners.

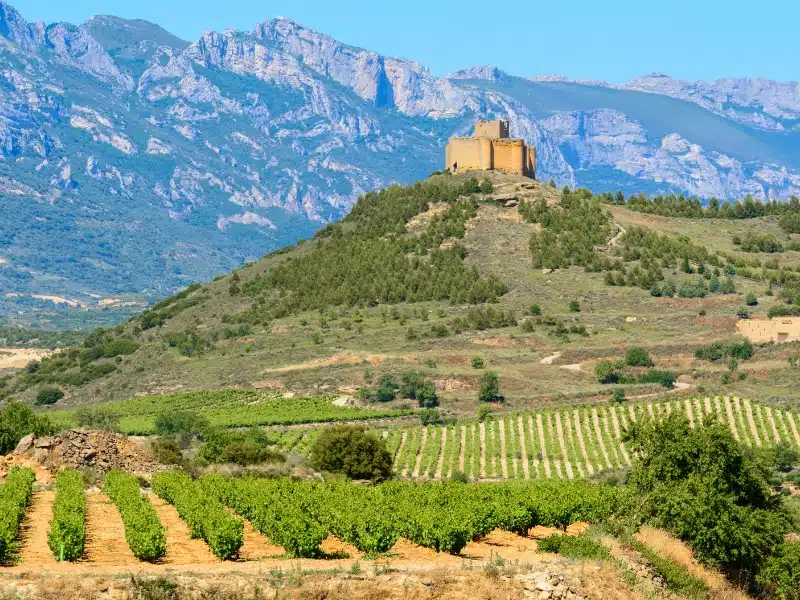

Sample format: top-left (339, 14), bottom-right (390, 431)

top-left (444, 120), bottom-right (535, 177)
top-left (492, 139), bottom-right (525, 174)
top-left (446, 137), bottom-right (484, 172)
top-left (736, 317), bottom-right (800, 343)
top-left (473, 120), bottom-right (509, 139)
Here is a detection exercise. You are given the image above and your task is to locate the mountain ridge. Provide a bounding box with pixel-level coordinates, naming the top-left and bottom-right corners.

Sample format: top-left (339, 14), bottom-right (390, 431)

top-left (0, 1), bottom-right (799, 326)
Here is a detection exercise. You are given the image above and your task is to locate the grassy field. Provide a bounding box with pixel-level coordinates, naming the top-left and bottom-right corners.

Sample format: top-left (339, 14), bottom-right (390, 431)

top-left (4, 172), bottom-right (800, 416)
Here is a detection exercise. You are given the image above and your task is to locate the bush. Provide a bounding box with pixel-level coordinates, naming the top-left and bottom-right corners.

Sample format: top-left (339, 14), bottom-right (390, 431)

top-left (612, 388), bottom-right (625, 403)
top-left (746, 293), bottom-right (758, 306)
top-left (309, 427), bottom-right (393, 481)
top-left (75, 409), bottom-right (120, 432)
top-left (35, 387), bottom-right (64, 406)
top-left (471, 357), bottom-right (485, 369)
top-left (625, 347), bottom-right (654, 367)
top-left (450, 471), bottom-right (469, 483)
top-left (48, 469), bottom-right (85, 561)
top-left (757, 541), bottom-right (800, 600)
top-left (478, 371), bottom-right (501, 402)
top-left (568, 300), bottom-right (581, 312)
top-left (102, 338), bottom-right (139, 358)
top-left (198, 428), bottom-right (284, 465)
top-left (0, 403), bottom-right (55, 455)
top-left (736, 306), bottom-right (750, 318)
top-left (637, 370), bottom-right (676, 388)
top-left (595, 360), bottom-right (619, 384)
top-left (150, 438), bottom-right (186, 466)
top-left (220, 442), bottom-right (283, 466)
top-left (529, 303), bottom-right (542, 316)
top-left (537, 533), bottom-right (610, 560)
top-left (478, 404), bottom-right (493, 421)
top-left (154, 410), bottom-right (210, 440)
top-left (153, 471), bottom-right (243, 560)
top-left (420, 409), bottom-right (441, 426)
top-left (772, 441), bottom-right (800, 473)
top-left (376, 375), bottom-right (399, 402)
top-left (399, 371), bottom-right (438, 407)
top-left (103, 471), bottom-right (166, 561)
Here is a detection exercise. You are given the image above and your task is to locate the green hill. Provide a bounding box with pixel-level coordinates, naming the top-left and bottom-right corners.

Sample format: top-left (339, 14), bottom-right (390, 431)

top-left (2, 172), bottom-right (800, 415)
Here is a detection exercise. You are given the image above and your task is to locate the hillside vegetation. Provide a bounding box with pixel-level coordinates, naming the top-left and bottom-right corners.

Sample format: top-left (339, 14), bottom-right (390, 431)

top-left (2, 171), bottom-right (800, 412)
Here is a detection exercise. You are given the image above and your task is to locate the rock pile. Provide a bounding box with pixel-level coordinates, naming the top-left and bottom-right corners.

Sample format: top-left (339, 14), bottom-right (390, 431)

top-left (517, 573), bottom-right (589, 600)
top-left (21, 429), bottom-right (160, 474)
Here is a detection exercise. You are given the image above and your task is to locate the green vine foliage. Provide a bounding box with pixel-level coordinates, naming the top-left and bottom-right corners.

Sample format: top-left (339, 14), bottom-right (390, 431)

top-left (0, 467), bottom-right (35, 562)
top-left (48, 469), bottom-right (86, 561)
top-left (103, 471), bottom-right (166, 561)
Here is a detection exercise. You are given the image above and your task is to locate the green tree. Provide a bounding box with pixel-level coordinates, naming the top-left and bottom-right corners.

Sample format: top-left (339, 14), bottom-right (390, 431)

top-left (471, 357), bottom-right (485, 369)
top-left (756, 541), bottom-right (800, 600)
top-left (625, 347), bottom-right (654, 367)
top-left (309, 427), bottom-right (393, 482)
top-left (624, 414), bottom-right (791, 573)
top-left (35, 387), bottom-right (64, 406)
top-left (595, 360), bottom-right (618, 384)
top-left (478, 371), bottom-right (501, 402)
top-left (612, 388), bottom-right (626, 403)
top-left (772, 441), bottom-right (800, 473)
top-left (0, 403), bottom-right (55, 455)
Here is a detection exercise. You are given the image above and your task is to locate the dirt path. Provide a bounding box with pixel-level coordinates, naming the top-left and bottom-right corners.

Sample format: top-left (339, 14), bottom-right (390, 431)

top-left (713, 396), bottom-right (725, 425)
top-left (627, 403), bottom-right (637, 423)
top-left (592, 409), bottom-right (613, 470)
top-left (764, 406), bottom-right (781, 444)
top-left (646, 403), bottom-right (656, 419)
top-left (786, 411), bottom-right (800, 448)
top-left (83, 492), bottom-right (137, 566)
top-left (732, 397), bottom-right (751, 445)
top-left (459, 425), bottom-right (467, 473)
top-left (536, 414), bottom-right (551, 478)
top-left (498, 419), bottom-right (509, 479)
top-left (562, 410), bottom-right (585, 479)
top-left (528, 416), bottom-right (541, 478)
top-left (434, 427), bottom-right (447, 480)
top-left (742, 398), bottom-right (762, 447)
top-left (149, 495), bottom-right (217, 565)
top-left (479, 422), bottom-right (487, 479)
top-left (553, 412), bottom-right (574, 480)
top-left (723, 396), bottom-right (740, 441)
top-left (572, 409), bottom-right (594, 477)
top-left (239, 519), bottom-right (284, 561)
top-left (412, 427), bottom-right (427, 478)
top-left (683, 399), bottom-right (695, 428)
top-left (392, 430), bottom-right (407, 470)
top-left (517, 415), bottom-right (530, 479)
top-left (539, 352), bottom-right (561, 365)
top-left (17, 491), bottom-right (56, 566)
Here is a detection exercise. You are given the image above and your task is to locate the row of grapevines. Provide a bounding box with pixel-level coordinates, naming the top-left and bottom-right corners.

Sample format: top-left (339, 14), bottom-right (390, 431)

top-left (0, 467), bottom-right (35, 561)
top-left (48, 469), bottom-right (85, 561)
top-left (203, 476), bottom-right (630, 557)
top-left (152, 471), bottom-right (243, 560)
top-left (103, 471), bottom-right (166, 561)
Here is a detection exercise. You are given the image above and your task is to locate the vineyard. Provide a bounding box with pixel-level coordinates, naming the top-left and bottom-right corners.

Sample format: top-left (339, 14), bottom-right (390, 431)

top-left (264, 397), bottom-right (800, 481)
top-left (0, 469), bottom-right (625, 564)
top-left (47, 390), bottom-right (415, 434)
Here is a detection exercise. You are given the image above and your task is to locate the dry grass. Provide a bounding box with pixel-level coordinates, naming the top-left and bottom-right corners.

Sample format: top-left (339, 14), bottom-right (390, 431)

top-left (635, 526), bottom-right (750, 600)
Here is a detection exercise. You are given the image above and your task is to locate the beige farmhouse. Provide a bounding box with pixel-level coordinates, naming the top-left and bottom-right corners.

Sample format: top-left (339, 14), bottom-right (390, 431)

top-left (736, 317), bottom-right (800, 343)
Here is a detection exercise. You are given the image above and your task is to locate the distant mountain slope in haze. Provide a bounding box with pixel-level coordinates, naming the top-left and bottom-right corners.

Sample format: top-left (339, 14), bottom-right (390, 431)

top-left (0, 0), bottom-right (798, 325)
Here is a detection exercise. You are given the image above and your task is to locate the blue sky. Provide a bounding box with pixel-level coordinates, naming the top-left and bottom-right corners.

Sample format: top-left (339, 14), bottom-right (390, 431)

top-left (11, 0), bottom-right (798, 83)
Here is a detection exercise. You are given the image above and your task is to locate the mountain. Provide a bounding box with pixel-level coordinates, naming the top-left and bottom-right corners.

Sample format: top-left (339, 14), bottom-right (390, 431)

top-left (0, 1), bottom-right (799, 327)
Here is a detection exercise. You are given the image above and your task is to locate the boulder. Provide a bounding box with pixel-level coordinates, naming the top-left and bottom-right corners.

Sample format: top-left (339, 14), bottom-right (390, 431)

top-left (13, 433), bottom-right (35, 454)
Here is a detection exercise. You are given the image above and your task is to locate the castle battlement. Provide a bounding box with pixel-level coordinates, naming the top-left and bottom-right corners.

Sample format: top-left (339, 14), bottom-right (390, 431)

top-left (445, 120), bottom-right (535, 178)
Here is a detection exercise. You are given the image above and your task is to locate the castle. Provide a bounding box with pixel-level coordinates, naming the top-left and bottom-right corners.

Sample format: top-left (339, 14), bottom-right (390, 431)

top-left (445, 120), bottom-right (536, 178)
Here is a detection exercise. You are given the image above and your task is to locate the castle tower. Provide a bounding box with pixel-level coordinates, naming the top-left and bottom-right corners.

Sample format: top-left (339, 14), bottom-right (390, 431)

top-left (444, 120), bottom-right (536, 179)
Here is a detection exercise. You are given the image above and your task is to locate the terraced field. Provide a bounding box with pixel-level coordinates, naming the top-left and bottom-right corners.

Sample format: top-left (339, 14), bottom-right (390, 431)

top-left (270, 397), bottom-right (800, 481)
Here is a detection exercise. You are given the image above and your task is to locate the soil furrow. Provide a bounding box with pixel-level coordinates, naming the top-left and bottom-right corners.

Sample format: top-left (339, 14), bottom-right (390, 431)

top-left (18, 491), bottom-right (56, 565)
top-left (572, 409), bottom-right (594, 476)
top-left (149, 494), bottom-right (217, 565)
top-left (764, 406), bottom-right (781, 444)
top-left (723, 396), bottom-right (740, 441)
top-left (459, 424), bottom-right (467, 473)
top-left (434, 426), bottom-right (448, 480)
top-left (553, 411), bottom-right (574, 480)
top-left (592, 408), bottom-right (613, 470)
top-left (479, 422), bottom-right (487, 479)
top-left (743, 398), bottom-right (762, 447)
top-left (536, 413), bottom-right (551, 478)
top-left (412, 427), bottom-right (427, 478)
top-left (517, 415), bottom-right (530, 479)
top-left (498, 418), bottom-right (509, 479)
top-left (83, 492), bottom-right (137, 566)
top-left (392, 430), bottom-right (408, 469)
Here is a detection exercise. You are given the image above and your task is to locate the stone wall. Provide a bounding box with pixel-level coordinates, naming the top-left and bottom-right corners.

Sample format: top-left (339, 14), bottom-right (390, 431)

top-left (473, 119), bottom-right (509, 139)
top-left (736, 317), bottom-right (800, 343)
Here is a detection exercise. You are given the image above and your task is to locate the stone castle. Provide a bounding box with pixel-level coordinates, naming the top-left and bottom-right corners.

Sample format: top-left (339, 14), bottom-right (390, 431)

top-left (445, 120), bottom-right (536, 178)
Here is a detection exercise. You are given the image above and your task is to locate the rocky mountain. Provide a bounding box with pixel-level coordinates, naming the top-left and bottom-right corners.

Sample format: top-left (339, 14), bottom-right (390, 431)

top-left (0, 1), bottom-right (798, 326)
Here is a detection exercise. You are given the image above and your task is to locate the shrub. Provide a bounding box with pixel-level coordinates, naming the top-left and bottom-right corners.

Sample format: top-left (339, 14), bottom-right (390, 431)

top-left (220, 442), bottom-right (283, 466)
top-left (420, 409), bottom-right (441, 426)
top-left (537, 533), bottom-right (610, 560)
top-left (102, 338), bottom-right (139, 358)
top-left (745, 293), bottom-right (758, 306)
top-left (478, 404), bottom-right (493, 421)
top-left (35, 387), bottom-right (64, 406)
top-left (772, 441), bottom-right (800, 473)
top-left (399, 371), bottom-right (438, 407)
top-left (103, 471), bottom-right (166, 561)
top-left (568, 300), bottom-right (581, 312)
top-left (450, 471), bottom-right (469, 483)
top-left (376, 375), bottom-right (398, 402)
top-left (309, 427), bottom-right (393, 481)
top-left (154, 410), bottom-right (209, 439)
top-left (471, 357), bottom-right (485, 369)
top-left (612, 388), bottom-right (626, 403)
top-left (529, 303), bottom-right (542, 316)
top-left (625, 347), bottom-right (654, 367)
top-left (478, 371), bottom-right (501, 402)
top-left (150, 438), bottom-right (186, 466)
top-left (75, 409), bottom-right (120, 432)
top-left (637, 369), bottom-right (676, 388)
top-left (736, 306), bottom-right (750, 318)
top-left (595, 360), bottom-right (619, 384)
top-left (198, 428), bottom-right (284, 465)
top-left (0, 403), bottom-right (55, 455)
top-left (757, 541), bottom-right (800, 600)
top-left (48, 469), bottom-right (85, 561)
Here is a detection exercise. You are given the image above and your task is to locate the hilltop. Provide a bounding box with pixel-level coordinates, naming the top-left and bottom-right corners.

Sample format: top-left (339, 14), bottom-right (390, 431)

top-left (1, 2), bottom-right (800, 326)
top-left (3, 171), bottom-right (799, 415)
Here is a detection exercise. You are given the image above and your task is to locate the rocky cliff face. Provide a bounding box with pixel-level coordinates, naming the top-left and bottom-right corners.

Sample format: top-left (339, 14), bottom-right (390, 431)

top-left (0, 2), bottom-right (798, 323)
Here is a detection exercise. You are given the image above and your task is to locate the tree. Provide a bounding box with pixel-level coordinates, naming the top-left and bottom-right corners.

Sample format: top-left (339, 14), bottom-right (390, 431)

top-left (624, 414), bottom-right (791, 573)
top-left (756, 541), bottom-right (800, 600)
top-left (0, 403), bottom-right (55, 455)
top-left (309, 427), bottom-right (393, 482)
top-left (625, 347), bottom-right (654, 367)
top-left (478, 371), bottom-right (500, 402)
top-left (76, 409), bottom-right (120, 432)
top-left (772, 441), bottom-right (800, 473)
top-left (35, 387), bottom-right (64, 406)
top-left (419, 408), bottom-right (441, 425)
top-left (154, 410), bottom-right (210, 445)
top-left (376, 375), bottom-right (398, 402)
top-left (477, 404), bottom-right (493, 421)
top-left (595, 360), bottom-right (618, 384)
